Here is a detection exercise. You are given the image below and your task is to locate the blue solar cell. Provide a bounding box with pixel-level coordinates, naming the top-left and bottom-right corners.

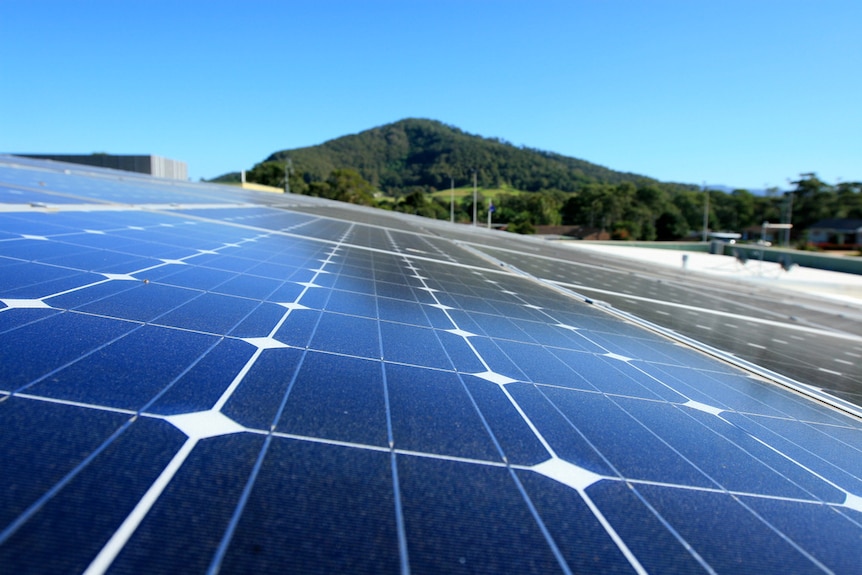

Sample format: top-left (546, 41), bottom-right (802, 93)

top-left (398, 455), bottom-right (562, 573)
top-left (110, 433), bottom-right (267, 574)
top-left (156, 292), bottom-right (260, 334)
top-left (723, 413), bottom-right (862, 495)
top-left (96, 239), bottom-right (191, 261)
top-left (183, 254), bottom-right (259, 274)
top-left (549, 348), bottom-right (685, 400)
top-left (0, 268), bottom-right (106, 300)
top-left (0, 261), bottom-right (79, 293)
top-left (612, 395), bottom-right (818, 498)
top-left (147, 338), bottom-right (257, 415)
top-left (77, 282), bottom-right (200, 323)
top-left (387, 364), bottom-right (500, 460)
top-left (0, 257), bottom-right (22, 274)
top-left (0, 240), bottom-right (91, 270)
top-left (537, 387), bottom-right (715, 485)
top-left (213, 273), bottom-right (283, 300)
top-left (0, 417), bottom-right (186, 575)
top-left (683, 409), bottom-right (847, 502)
top-left (743, 496), bottom-right (862, 572)
top-left (59, 231), bottom-right (162, 251)
top-left (512, 318), bottom-right (587, 348)
top-left (227, 302), bottom-right (292, 338)
top-left (645, 339), bottom-right (738, 371)
top-left (26, 325), bottom-right (219, 410)
top-left (0, 312), bottom-right (137, 391)
top-left (646, 362), bottom-right (854, 423)
top-left (635, 485), bottom-right (826, 573)
top-left (222, 348), bottom-right (305, 428)
top-left (40, 247), bottom-right (152, 273)
top-left (286, 284), bottom-right (329, 309)
top-left (374, 280), bottom-right (419, 301)
top-left (379, 322), bottom-right (454, 370)
top-left (0, 307), bottom-right (60, 332)
top-left (586, 480), bottom-right (710, 574)
top-left (0, 187), bottom-right (82, 205)
top-left (43, 278), bottom-right (140, 310)
top-left (323, 289), bottom-right (377, 318)
top-left (467, 337), bottom-right (530, 380)
top-left (0, 213), bottom-right (86, 236)
top-left (376, 296), bottom-right (433, 326)
top-left (432, 307), bottom-right (484, 331)
top-left (330, 273), bottom-right (376, 295)
top-left (505, 384), bottom-right (617, 475)
top-left (149, 265), bottom-right (238, 291)
top-left (462, 377), bottom-right (550, 465)
top-left (492, 340), bottom-right (587, 385)
top-left (0, 397), bottom-right (129, 529)
top-left (263, 280), bottom-right (306, 303)
top-left (218, 439), bottom-right (400, 574)
top-left (463, 311), bottom-right (526, 339)
top-left (278, 352), bottom-right (389, 446)
top-left (272, 308), bottom-right (321, 347)
top-left (587, 331), bottom-right (682, 364)
top-left (438, 292), bottom-right (502, 315)
top-left (515, 472), bottom-right (639, 573)
top-left (488, 300), bottom-right (549, 322)
top-left (310, 312), bottom-right (380, 358)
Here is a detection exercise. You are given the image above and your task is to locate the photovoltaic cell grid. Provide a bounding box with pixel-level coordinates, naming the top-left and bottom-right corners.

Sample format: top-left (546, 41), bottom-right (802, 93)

top-left (1, 159), bottom-right (862, 574)
top-left (472, 243), bottom-right (862, 404)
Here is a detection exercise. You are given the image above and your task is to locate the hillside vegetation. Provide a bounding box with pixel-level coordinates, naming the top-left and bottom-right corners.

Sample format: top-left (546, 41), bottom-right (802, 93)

top-left (263, 118), bottom-right (672, 194)
top-left (213, 119), bottom-right (862, 241)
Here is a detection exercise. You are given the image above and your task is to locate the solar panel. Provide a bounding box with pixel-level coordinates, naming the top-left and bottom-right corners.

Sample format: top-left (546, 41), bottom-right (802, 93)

top-left (1, 155), bottom-right (862, 573)
top-left (448, 241), bottom-right (862, 406)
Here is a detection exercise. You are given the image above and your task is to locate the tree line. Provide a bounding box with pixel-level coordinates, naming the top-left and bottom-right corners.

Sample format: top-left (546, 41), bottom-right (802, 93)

top-left (219, 119), bottom-right (860, 242)
top-left (240, 161), bottom-right (860, 242)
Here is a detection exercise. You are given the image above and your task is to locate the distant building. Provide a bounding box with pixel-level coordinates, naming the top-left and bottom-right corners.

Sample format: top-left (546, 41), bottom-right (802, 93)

top-left (808, 218), bottom-right (862, 248)
top-left (15, 154), bottom-right (188, 180)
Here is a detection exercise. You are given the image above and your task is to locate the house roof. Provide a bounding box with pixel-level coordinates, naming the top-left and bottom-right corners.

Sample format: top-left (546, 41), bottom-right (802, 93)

top-left (809, 218), bottom-right (862, 231)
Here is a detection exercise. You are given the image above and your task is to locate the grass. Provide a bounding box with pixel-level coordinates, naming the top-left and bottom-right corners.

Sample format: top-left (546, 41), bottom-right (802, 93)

top-left (429, 184), bottom-right (527, 202)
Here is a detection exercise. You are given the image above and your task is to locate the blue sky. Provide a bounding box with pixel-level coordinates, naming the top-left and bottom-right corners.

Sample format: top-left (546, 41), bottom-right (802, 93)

top-left (2, 0), bottom-right (859, 189)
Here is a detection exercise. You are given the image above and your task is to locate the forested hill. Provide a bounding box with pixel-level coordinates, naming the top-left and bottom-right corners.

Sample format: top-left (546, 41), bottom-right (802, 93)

top-left (213, 119), bottom-right (859, 241)
top-left (257, 118), bottom-right (693, 195)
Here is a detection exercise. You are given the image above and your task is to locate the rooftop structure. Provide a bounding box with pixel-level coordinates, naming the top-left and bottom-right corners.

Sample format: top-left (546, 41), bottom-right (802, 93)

top-left (14, 153), bottom-right (188, 180)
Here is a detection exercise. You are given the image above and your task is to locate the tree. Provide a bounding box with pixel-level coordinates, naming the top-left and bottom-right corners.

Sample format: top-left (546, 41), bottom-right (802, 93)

top-left (672, 190), bottom-right (703, 236)
top-left (836, 182), bottom-right (862, 218)
top-left (507, 212), bottom-right (535, 234)
top-left (325, 169), bottom-right (376, 205)
top-left (246, 161), bottom-right (284, 188)
top-left (245, 161), bottom-right (308, 194)
top-left (729, 189), bottom-right (756, 230)
top-left (789, 173), bottom-right (833, 234)
top-left (396, 188), bottom-right (448, 219)
top-left (655, 205), bottom-right (689, 240)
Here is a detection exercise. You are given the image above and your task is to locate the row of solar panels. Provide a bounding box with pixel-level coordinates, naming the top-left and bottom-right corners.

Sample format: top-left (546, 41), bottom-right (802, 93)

top-left (1, 155), bottom-right (860, 573)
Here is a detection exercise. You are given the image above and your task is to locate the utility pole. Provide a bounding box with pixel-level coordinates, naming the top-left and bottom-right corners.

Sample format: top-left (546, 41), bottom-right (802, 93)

top-left (472, 170), bottom-right (478, 226)
top-left (784, 191), bottom-right (794, 247)
top-left (284, 158), bottom-right (293, 194)
top-left (450, 175), bottom-right (455, 224)
top-left (702, 182), bottom-right (709, 242)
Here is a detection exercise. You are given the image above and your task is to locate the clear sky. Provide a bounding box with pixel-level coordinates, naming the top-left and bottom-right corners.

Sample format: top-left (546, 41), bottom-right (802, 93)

top-left (2, 0), bottom-right (859, 189)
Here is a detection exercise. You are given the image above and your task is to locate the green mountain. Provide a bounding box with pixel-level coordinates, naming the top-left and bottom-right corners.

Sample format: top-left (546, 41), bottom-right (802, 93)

top-left (255, 118), bottom-right (685, 195)
top-left (210, 119), bottom-right (857, 243)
